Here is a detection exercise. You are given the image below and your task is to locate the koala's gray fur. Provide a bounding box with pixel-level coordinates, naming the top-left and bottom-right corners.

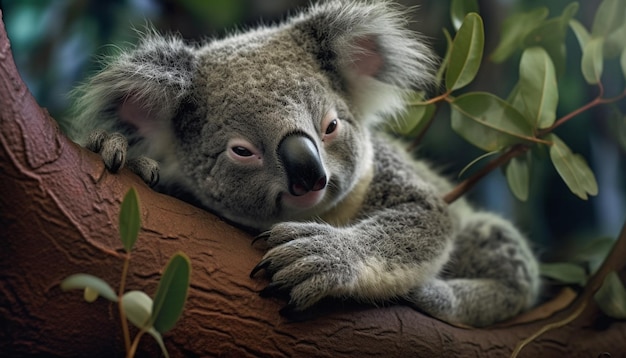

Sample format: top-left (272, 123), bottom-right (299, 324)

top-left (70, 0), bottom-right (540, 327)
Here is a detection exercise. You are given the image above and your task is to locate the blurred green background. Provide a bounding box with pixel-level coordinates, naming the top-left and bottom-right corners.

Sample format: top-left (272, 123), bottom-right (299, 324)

top-left (1, 0), bottom-right (624, 260)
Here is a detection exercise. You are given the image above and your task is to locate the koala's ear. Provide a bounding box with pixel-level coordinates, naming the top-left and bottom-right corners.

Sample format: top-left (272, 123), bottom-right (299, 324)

top-left (293, 1), bottom-right (436, 121)
top-left (72, 33), bottom-right (196, 139)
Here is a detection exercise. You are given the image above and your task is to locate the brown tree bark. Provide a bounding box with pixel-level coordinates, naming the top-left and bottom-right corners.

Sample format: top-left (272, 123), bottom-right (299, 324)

top-left (1, 10), bottom-right (625, 358)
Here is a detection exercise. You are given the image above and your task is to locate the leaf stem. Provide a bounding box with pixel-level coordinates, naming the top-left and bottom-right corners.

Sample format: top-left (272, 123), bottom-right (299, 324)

top-left (538, 85), bottom-right (625, 136)
top-left (416, 92), bottom-right (452, 106)
top-left (509, 300), bottom-right (587, 358)
top-left (127, 329), bottom-right (147, 358)
top-left (443, 144), bottom-right (529, 204)
top-left (119, 253), bottom-right (132, 354)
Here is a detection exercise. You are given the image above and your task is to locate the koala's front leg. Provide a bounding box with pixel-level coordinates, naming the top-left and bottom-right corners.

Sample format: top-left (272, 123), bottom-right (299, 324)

top-left (84, 129), bottom-right (159, 186)
top-left (251, 203), bottom-right (453, 318)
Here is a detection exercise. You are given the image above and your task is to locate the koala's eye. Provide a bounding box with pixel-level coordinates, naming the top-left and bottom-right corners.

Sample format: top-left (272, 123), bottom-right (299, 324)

top-left (321, 109), bottom-right (341, 143)
top-left (231, 146), bottom-right (253, 157)
top-left (227, 138), bottom-right (262, 164)
top-left (325, 119), bottom-right (338, 135)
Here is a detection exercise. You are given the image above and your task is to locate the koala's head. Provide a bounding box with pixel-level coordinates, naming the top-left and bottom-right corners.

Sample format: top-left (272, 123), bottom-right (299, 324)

top-left (73, 1), bottom-right (435, 231)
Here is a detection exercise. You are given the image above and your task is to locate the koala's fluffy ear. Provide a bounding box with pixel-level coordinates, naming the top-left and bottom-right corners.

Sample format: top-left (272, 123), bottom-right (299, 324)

top-left (71, 32), bottom-right (196, 140)
top-left (293, 1), bottom-right (436, 122)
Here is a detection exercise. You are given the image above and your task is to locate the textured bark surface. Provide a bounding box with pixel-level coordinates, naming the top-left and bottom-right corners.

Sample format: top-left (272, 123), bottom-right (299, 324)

top-left (1, 10), bottom-right (625, 357)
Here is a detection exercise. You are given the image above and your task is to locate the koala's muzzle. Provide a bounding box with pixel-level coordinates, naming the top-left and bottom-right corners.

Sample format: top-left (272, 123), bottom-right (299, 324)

top-left (278, 134), bottom-right (327, 196)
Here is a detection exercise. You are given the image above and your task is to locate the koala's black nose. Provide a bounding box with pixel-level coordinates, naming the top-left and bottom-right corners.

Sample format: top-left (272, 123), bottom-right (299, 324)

top-left (277, 133), bottom-right (327, 196)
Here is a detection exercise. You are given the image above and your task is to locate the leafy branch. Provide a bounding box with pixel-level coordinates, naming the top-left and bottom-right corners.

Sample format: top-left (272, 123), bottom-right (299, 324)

top-left (393, 0), bottom-right (626, 204)
top-left (60, 188), bottom-right (191, 358)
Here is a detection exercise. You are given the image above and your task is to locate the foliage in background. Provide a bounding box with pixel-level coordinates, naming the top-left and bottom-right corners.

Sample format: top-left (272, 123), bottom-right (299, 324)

top-left (61, 188), bottom-right (191, 358)
top-left (391, 0), bottom-right (626, 332)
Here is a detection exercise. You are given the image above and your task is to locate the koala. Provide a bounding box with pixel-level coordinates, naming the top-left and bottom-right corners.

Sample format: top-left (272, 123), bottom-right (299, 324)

top-left (70, 0), bottom-right (540, 327)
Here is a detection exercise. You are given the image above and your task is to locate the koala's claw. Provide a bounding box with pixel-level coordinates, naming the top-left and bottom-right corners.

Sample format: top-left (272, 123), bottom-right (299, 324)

top-left (249, 259), bottom-right (271, 278)
top-left (259, 282), bottom-right (290, 299)
top-left (251, 231), bottom-right (271, 246)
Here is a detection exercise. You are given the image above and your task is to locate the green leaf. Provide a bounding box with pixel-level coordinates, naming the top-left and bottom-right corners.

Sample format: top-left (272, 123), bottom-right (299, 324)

top-left (151, 252), bottom-right (191, 333)
top-left (621, 47), bottom-right (626, 81)
top-left (450, 92), bottom-right (534, 151)
top-left (548, 134), bottom-right (598, 200)
top-left (119, 187), bottom-right (141, 253)
top-left (505, 153), bottom-right (531, 201)
top-left (581, 37), bottom-right (604, 84)
top-left (396, 103), bottom-right (436, 137)
top-left (591, 0), bottom-right (626, 38)
top-left (450, 0), bottom-right (479, 31)
top-left (61, 273), bottom-right (118, 302)
top-left (445, 13), bottom-right (484, 92)
top-left (569, 19), bottom-right (590, 52)
top-left (436, 28), bottom-right (454, 86)
top-left (147, 328), bottom-right (170, 358)
top-left (507, 83), bottom-right (527, 115)
top-left (392, 92), bottom-right (435, 136)
top-left (122, 290), bottom-right (153, 330)
top-left (540, 262), bottom-right (587, 285)
top-left (518, 47), bottom-right (558, 129)
top-left (458, 151), bottom-right (500, 178)
top-left (604, 22), bottom-right (626, 58)
top-left (607, 109), bottom-right (626, 152)
top-left (522, 3), bottom-right (578, 77)
top-left (491, 7), bottom-right (549, 63)
top-left (594, 271), bottom-right (626, 319)
top-left (83, 287), bottom-right (99, 303)
top-left (571, 237), bottom-right (615, 274)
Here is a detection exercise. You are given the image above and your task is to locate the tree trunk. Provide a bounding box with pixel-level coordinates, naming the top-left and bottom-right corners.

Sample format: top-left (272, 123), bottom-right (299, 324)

top-left (1, 11), bottom-right (625, 358)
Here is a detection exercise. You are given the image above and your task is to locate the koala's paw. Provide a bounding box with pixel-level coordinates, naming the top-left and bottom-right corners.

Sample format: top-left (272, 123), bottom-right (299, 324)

top-left (250, 222), bottom-right (358, 318)
top-left (84, 130), bottom-right (160, 187)
top-left (85, 130), bottom-right (128, 173)
top-left (127, 156), bottom-right (160, 187)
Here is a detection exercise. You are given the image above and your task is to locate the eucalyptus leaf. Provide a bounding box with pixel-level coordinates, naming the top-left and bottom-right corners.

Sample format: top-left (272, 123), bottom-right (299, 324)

top-left (450, 0), bottom-right (479, 31)
top-left (591, 0), bottom-right (626, 39)
top-left (569, 19), bottom-right (590, 52)
top-left (450, 92), bottom-right (534, 151)
top-left (594, 271), bottom-right (626, 319)
top-left (397, 103), bottom-right (436, 137)
top-left (122, 290), bottom-right (153, 330)
top-left (83, 287), bottom-right (99, 303)
top-left (604, 22), bottom-right (626, 58)
top-left (607, 109), bottom-right (626, 152)
top-left (505, 153), bottom-right (531, 201)
top-left (522, 2), bottom-right (578, 77)
top-left (151, 252), bottom-right (191, 333)
top-left (491, 7), bottom-right (549, 63)
top-left (119, 187), bottom-right (141, 253)
top-left (436, 28), bottom-right (454, 86)
top-left (458, 151), bottom-right (499, 179)
top-left (572, 237), bottom-right (615, 274)
top-left (540, 262), bottom-right (587, 285)
top-left (621, 47), bottom-right (626, 81)
top-left (445, 13), bottom-right (484, 92)
top-left (61, 273), bottom-right (118, 302)
top-left (148, 328), bottom-right (170, 358)
top-left (548, 134), bottom-right (598, 200)
top-left (518, 47), bottom-right (558, 129)
top-left (507, 83), bottom-right (527, 115)
top-left (581, 37), bottom-right (604, 85)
